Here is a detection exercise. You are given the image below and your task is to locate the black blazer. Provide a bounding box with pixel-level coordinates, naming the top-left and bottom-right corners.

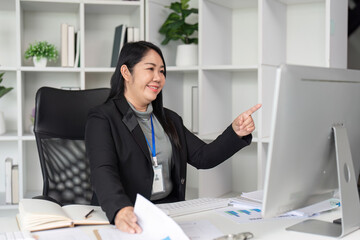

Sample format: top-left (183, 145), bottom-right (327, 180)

top-left (85, 95), bottom-right (252, 223)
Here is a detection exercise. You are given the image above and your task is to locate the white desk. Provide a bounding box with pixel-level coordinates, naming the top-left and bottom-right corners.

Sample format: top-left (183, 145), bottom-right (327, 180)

top-left (174, 208), bottom-right (360, 239)
top-left (1, 207), bottom-right (360, 239)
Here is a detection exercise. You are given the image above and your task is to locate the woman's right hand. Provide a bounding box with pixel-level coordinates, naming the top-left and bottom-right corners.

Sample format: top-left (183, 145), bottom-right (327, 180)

top-left (114, 206), bottom-right (142, 234)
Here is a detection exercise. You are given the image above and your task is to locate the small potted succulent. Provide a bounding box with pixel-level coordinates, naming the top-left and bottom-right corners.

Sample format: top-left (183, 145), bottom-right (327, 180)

top-left (159, 0), bottom-right (198, 66)
top-left (0, 72), bottom-right (13, 135)
top-left (24, 41), bottom-right (59, 67)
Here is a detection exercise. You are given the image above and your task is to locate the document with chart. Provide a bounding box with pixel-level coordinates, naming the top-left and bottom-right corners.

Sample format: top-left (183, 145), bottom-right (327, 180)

top-left (95, 194), bottom-right (189, 240)
top-left (216, 206), bottom-right (304, 223)
top-left (217, 197), bottom-right (340, 224)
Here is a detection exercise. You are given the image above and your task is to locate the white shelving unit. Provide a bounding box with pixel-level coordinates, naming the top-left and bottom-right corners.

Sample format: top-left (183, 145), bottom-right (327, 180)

top-left (0, 0), bottom-right (347, 208)
top-left (0, 0), bottom-right (144, 209)
top-left (147, 0), bottom-right (347, 199)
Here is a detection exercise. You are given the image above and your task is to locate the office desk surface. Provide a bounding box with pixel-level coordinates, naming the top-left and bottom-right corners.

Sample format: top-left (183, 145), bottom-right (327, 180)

top-left (174, 208), bottom-right (360, 239)
top-left (1, 208), bottom-right (359, 239)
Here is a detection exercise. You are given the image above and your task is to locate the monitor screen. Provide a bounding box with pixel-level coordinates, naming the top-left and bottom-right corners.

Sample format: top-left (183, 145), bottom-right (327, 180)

top-left (262, 64), bottom-right (360, 237)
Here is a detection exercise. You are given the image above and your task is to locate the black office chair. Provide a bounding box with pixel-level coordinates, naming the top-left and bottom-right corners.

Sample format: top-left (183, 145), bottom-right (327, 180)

top-left (34, 87), bottom-right (109, 206)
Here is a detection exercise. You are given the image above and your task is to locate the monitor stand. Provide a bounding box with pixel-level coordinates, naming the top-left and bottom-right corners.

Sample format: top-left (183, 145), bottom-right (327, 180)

top-left (286, 124), bottom-right (360, 238)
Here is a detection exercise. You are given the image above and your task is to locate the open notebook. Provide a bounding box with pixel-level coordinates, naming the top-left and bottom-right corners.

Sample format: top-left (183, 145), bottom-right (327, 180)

top-left (17, 199), bottom-right (109, 232)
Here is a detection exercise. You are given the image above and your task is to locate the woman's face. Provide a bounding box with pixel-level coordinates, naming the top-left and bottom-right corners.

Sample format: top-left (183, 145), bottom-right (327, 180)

top-left (123, 49), bottom-right (165, 111)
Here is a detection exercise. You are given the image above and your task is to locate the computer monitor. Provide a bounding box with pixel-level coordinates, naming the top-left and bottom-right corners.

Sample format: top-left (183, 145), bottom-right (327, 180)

top-left (262, 64), bottom-right (360, 238)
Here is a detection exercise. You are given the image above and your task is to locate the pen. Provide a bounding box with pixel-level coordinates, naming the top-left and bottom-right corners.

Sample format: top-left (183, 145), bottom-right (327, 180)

top-left (85, 209), bottom-right (94, 219)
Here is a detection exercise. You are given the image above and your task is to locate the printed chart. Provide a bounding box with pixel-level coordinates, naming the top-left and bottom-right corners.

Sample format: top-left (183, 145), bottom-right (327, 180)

top-left (217, 207), bottom-right (304, 224)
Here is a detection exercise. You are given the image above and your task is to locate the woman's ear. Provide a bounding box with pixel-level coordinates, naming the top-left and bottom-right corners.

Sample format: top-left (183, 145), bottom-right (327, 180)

top-left (120, 65), bottom-right (131, 82)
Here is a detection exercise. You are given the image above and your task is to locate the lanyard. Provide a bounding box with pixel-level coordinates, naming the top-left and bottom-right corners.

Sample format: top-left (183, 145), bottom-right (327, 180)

top-left (144, 114), bottom-right (158, 166)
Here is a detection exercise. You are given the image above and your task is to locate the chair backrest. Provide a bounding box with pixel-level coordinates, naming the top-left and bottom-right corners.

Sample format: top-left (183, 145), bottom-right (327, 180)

top-left (34, 87), bottom-right (110, 205)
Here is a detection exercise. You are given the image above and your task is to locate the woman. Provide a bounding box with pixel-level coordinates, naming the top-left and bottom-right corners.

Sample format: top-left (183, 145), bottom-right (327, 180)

top-left (85, 41), bottom-right (261, 233)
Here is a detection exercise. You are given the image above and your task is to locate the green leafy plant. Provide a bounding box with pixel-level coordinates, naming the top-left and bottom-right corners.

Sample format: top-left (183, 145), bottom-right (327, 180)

top-left (0, 72), bottom-right (13, 99)
top-left (159, 0), bottom-right (198, 45)
top-left (24, 41), bottom-right (59, 62)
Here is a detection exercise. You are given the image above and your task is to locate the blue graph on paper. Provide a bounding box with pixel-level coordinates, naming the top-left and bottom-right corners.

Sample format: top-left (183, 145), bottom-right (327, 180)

top-left (220, 207), bottom-right (302, 223)
top-left (225, 209), bottom-right (262, 217)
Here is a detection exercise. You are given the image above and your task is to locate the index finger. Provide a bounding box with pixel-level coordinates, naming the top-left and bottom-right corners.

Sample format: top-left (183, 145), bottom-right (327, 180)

top-left (244, 103), bottom-right (262, 116)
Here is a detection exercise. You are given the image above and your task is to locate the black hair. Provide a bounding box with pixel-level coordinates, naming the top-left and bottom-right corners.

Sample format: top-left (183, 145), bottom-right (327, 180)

top-left (107, 41), bottom-right (180, 149)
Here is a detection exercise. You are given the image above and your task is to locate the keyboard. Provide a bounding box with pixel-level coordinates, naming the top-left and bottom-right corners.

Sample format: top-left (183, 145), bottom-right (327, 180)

top-left (156, 198), bottom-right (230, 217)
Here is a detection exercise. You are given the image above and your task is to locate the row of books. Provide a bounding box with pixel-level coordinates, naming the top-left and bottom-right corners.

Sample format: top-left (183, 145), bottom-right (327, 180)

top-left (61, 23), bottom-right (80, 68)
top-left (111, 25), bottom-right (140, 67)
top-left (5, 158), bottom-right (19, 204)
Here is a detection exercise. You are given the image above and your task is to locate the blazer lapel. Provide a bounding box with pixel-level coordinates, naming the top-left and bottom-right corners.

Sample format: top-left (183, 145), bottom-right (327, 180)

top-left (113, 96), bottom-right (152, 164)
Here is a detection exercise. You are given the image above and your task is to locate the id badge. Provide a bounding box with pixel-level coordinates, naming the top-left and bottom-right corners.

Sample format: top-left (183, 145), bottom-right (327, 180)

top-left (152, 164), bottom-right (165, 194)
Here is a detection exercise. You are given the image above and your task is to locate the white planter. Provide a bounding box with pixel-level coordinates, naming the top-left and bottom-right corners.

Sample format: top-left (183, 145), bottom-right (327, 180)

top-left (33, 57), bottom-right (47, 67)
top-left (29, 125), bottom-right (34, 134)
top-left (175, 44), bottom-right (198, 66)
top-left (0, 111), bottom-right (6, 135)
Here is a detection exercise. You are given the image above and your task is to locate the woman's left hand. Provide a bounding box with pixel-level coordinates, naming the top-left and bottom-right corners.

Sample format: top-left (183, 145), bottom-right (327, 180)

top-left (232, 104), bottom-right (262, 137)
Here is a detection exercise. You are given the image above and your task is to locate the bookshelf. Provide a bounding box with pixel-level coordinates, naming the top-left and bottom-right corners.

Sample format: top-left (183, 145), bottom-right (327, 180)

top-left (0, 0), bottom-right (144, 209)
top-left (0, 0), bottom-right (347, 208)
top-left (146, 0), bottom-right (347, 199)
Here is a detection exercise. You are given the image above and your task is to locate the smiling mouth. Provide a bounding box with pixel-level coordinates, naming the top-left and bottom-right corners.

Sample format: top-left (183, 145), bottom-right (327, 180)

top-left (147, 85), bottom-right (159, 91)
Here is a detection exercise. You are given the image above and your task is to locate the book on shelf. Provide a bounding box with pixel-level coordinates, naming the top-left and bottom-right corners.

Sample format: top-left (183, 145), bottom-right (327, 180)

top-left (111, 24), bottom-right (127, 67)
top-left (11, 164), bottom-right (19, 204)
top-left (67, 25), bottom-right (75, 67)
top-left (126, 27), bottom-right (134, 43)
top-left (5, 158), bottom-right (12, 204)
top-left (17, 199), bottom-right (110, 232)
top-left (74, 31), bottom-right (80, 68)
top-left (61, 23), bottom-right (68, 67)
top-left (61, 23), bottom-right (77, 67)
top-left (133, 27), bottom-right (140, 42)
top-left (123, 27), bottom-right (140, 44)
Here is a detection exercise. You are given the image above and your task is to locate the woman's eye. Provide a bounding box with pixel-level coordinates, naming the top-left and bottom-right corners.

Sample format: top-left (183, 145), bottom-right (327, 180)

top-left (160, 70), bottom-right (165, 74)
top-left (147, 68), bottom-right (154, 71)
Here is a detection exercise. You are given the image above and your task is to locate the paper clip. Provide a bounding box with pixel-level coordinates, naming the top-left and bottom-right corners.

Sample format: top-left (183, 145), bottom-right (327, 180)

top-left (213, 232), bottom-right (254, 240)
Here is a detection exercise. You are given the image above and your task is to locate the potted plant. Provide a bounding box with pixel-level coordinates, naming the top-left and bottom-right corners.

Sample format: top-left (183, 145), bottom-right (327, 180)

top-left (0, 72), bottom-right (13, 135)
top-left (24, 41), bottom-right (59, 67)
top-left (159, 0), bottom-right (198, 66)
